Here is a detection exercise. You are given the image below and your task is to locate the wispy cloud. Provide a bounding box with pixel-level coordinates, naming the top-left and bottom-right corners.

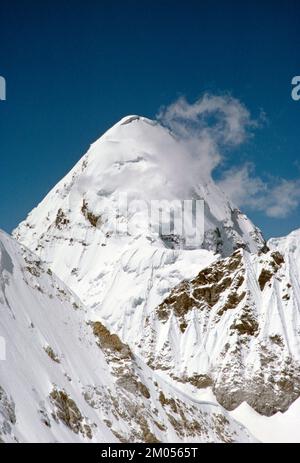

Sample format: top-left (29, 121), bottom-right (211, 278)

top-left (157, 93), bottom-right (300, 219)
top-left (158, 93), bottom-right (255, 145)
top-left (218, 164), bottom-right (300, 218)
top-left (217, 163), bottom-right (266, 207)
top-left (157, 94), bottom-right (256, 180)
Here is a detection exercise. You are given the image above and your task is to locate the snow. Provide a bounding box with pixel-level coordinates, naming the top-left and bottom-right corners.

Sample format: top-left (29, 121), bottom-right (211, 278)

top-left (7, 115), bottom-right (300, 442)
top-left (0, 230), bottom-right (116, 442)
top-left (13, 115), bottom-right (265, 378)
top-left (231, 399), bottom-right (300, 443)
top-left (0, 230), bottom-right (256, 442)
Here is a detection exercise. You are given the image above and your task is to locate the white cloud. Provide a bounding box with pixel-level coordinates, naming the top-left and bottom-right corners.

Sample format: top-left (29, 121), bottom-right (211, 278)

top-left (218, 164), bottom-right (300, 218)
top-left (158, 93), bottom-right (255, 146)
top-left (157, 94), bottom-right (256, 181)
top-left (217, 163), bottom-right (266, 207)
top-left (157, 94), bottom-right (300, 219)
top-left (262, 179), bottom-right (300, 218)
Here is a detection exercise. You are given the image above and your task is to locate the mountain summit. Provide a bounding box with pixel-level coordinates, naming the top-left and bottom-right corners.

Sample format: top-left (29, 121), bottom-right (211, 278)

top-left (7, 116), bottom-right (300, 442)
top-left (13, 115), bottom-right (265, 361)
top-left (14, 115), bottom-right (264, 258)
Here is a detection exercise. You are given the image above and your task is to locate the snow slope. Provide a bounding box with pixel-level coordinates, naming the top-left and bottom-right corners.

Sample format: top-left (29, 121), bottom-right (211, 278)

top-left (0, 230), bottom-right (255, 443)
top-left (231, 398), bottom-right (300, 443)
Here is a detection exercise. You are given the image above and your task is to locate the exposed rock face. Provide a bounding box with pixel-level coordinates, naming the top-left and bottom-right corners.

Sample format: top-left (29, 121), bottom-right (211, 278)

top-left (81, 199), bottom-right (101, 228)
top-left (157, 250), bottom-right (245, 324)
top-left (138, 249), bottom-right (300, 416)
top-left (84, 321), bottom-right (252, 443)
top-left (0, 386), bottom-right (17, 443)
top-left (55, 209), bottom-right (70, 230)
top-left (50, 389), bottom-right (93, 438)
top-left (91, 321), bottom-right (132, 360)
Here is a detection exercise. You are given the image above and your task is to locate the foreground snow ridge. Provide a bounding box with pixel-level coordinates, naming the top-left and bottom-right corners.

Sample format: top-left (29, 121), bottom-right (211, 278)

top-left (0, 231), bottom-right (255, 442)
top-left (1, 115), bottom-right (298, 442)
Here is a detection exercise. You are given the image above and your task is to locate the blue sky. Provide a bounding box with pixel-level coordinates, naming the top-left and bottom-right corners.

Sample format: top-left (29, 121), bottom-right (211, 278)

top-left (0, 0), bottom-right (299, 238)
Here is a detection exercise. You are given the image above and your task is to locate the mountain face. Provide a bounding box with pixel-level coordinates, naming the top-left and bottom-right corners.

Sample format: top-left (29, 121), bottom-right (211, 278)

top-left (0, 230), bottom-right (255, 443)
top-left (9, 115), bottom-right (300, 442)
top-left (13, 116), bottom-right (264, 352)
top-left (147, 245), bottom-right (300, 417)
top-left (14, 115), bottom-right (263, 258)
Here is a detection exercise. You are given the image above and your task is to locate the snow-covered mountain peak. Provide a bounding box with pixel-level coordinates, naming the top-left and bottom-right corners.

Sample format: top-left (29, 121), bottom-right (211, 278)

top-left (84, 113), bottom-right (198, 201)
top-left (112, 114), bottom-right (157, 128)
top-left (12, 118), bottom-right (266, 389)
top-left (6, 114), bottom-right (300, 442)
top-left (14, 115), bottom-right (264, 256)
